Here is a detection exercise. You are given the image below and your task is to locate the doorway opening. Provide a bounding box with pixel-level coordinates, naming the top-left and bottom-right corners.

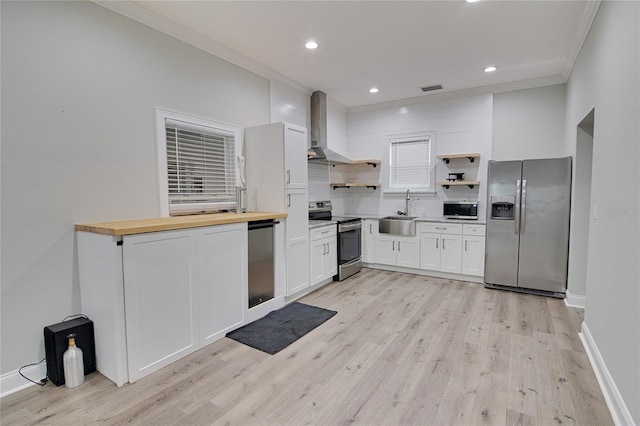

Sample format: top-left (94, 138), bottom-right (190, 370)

top-left (567, 108), bottom-right (594, 307)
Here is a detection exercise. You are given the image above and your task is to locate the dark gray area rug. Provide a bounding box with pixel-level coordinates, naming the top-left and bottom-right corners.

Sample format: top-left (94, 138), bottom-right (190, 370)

top-left (226, 302), bottom-right (337, 355)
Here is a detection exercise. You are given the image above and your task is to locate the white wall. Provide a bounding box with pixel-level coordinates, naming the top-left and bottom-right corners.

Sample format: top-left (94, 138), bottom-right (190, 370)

top-left (340, 94), bottom-right (493, 218)
top-left (565, 1), bottom-right (639, 423)
top-left (0, 1), bottom-right (270, 382)
top-left (492, 84), bottom-right (567, 160)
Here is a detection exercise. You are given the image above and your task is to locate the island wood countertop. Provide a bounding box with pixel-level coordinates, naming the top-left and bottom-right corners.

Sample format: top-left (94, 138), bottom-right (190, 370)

top-left (75, 211), bottom-right (288, 236)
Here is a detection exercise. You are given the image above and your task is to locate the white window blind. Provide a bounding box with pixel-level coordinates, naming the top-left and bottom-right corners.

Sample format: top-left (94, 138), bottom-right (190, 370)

top-left (165, 118), bottom-right (237, 215)
top-left (388, 133), bottom-right (435, 192)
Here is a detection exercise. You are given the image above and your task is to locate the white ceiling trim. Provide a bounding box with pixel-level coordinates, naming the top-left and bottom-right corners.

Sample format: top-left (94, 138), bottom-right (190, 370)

top-left (94, 1), bottom-right (598, 112)
top-left (348, 74), bottom-right (566, 115)
top-left (93, 0), bottom-right (310, 94)
top-left (561, 0), bottom-right (602, 81)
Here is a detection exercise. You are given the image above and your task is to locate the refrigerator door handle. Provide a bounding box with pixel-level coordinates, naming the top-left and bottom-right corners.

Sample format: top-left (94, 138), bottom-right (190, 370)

top-left (520, 179), bottom-right (527, 235)
top-left (515, 179), bottom-right (522, 235)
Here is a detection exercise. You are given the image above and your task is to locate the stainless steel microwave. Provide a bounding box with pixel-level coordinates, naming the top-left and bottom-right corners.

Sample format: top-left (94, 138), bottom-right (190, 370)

top-left (443, 201), bottom-right (478, 220)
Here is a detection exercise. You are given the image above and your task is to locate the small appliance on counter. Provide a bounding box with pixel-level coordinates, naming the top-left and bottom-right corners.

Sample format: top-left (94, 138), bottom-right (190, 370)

top-left (443, 200), bottom-right (478, 220)
top-left (446, 172), bottom-right (465, 182)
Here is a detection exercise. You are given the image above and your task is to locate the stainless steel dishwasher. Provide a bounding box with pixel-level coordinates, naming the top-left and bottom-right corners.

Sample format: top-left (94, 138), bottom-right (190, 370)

top-left (247, 220), bottom-right (276, 308)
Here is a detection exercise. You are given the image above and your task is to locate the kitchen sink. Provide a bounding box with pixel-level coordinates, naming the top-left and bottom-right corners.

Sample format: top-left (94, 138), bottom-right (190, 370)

top-left (379, 216), bottom-right (417, 236)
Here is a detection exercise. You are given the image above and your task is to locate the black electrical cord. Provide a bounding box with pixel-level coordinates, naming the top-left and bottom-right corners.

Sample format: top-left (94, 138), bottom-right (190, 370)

top-left (18, 313), bottom-right (89, 387)
top-left (63, 314), bottom-right (88, 322)
top-left (18, 359), bottom-right (48, 386)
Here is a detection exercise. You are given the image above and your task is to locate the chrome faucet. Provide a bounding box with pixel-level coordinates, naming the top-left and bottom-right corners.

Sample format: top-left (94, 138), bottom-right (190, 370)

top-left (397, 189), bottom-right (411, 216)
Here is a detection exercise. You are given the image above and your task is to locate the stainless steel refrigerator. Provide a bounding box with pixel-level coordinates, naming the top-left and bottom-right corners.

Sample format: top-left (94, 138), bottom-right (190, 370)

top-left (485, 157), bottom-right (572, 297)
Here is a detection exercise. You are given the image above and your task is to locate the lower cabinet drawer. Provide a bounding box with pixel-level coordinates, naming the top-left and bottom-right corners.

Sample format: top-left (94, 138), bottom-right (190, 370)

top-left (310, 225), bottom-right (337, 241)
top-left (463, 224), bottom-right (486, 236)
top-left (420, 223), bottom-right (462, 235)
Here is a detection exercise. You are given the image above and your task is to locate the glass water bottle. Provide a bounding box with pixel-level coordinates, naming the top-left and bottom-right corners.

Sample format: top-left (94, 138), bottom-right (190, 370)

top-left (63, 333), bottom-right (84, 388)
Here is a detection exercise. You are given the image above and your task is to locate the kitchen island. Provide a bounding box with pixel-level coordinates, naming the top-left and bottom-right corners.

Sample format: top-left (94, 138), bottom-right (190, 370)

top-left (75, 211), bottom-right (288, 235)
top-left (75, 211), bottom-right (287, 386)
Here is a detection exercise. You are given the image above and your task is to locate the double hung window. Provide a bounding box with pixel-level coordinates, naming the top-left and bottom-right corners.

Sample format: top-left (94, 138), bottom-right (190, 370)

top-left (387, 132), bottom-right (436, 193)
top-left (157, 109), bottom-right (240, 216)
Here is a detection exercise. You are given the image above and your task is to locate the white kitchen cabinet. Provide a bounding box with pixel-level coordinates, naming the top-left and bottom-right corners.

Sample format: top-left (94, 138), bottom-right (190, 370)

top-left (285, 190), bottom-right (310, 295)
top-left (122, 230), bottom-right (198, 383)
top-left (419, 223), bottom-right (463, 273)
top-left (245, 122), bottom-right (309, 205)
top-left (245, 122), bottom-right (309, 297)
top-left (309, 225), bottom-right (337, 285)
top-left (77, 223), bottom-right (248, 386)
top-left (197, 224), bottom-right (246, 346)
top-left (462, 224), bottom-right (486, 277)
top-left (375, 234), bottom-right (420, 268)
top-left (362, 219), bottom-right (378, 263)
top-left (283, 125), bottom-right (309, 189)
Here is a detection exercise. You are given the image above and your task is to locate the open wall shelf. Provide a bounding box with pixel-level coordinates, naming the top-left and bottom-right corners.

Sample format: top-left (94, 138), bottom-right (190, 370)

top-left (330, 182), bottom-right (379, 190)
top-left (437, 180), bottom-right (479, 189)
top-left (333, 159), bottom-right (381, 168)
top-left (437, 153), bottom-right (480, 164)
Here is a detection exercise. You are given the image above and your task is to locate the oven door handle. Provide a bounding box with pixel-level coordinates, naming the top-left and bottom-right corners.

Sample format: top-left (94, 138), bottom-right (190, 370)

top-left (338, 222), bottom-right (362, 232)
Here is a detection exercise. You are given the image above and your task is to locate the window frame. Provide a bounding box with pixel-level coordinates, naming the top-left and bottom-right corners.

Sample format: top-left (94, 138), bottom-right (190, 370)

top-left (385, 131), bottom-right (437, 195)
top-left (155, 107), bottom-right (242, 217)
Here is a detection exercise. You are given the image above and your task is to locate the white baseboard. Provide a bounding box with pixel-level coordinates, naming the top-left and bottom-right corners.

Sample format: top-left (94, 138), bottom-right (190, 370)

top-left (565, 290), bottom-right (586, 309)
top-left (579, 322), bottom-right (635, 426)
top-left (0, 362), bottom-right (47, 398)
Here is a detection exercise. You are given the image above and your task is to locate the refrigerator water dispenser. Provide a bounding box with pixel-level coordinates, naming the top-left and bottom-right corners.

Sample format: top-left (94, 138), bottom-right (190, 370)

top-left (490, 195), bottom-right (515, 219)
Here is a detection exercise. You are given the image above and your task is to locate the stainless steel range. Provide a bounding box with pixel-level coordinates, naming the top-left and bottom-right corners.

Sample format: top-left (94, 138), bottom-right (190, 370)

top-left (309, 201), bottom-right (362, 281)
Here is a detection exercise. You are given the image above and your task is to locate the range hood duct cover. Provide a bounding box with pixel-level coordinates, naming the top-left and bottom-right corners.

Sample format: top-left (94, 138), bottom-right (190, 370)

top-left (308, 91), bottom-right (353, 164)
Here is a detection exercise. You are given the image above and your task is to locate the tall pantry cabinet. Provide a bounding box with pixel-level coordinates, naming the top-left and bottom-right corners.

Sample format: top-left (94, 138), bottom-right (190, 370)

top-left (245, 122), bottom-right (309, 296)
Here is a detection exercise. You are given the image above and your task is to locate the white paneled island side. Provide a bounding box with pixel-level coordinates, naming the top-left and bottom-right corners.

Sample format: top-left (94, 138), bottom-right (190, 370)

top-left (75, 212), bottom-right (287, 386)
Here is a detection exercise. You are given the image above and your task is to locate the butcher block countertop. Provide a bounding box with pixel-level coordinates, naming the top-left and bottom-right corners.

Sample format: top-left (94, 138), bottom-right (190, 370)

top-left (75, 212), bottom-right (288, 236)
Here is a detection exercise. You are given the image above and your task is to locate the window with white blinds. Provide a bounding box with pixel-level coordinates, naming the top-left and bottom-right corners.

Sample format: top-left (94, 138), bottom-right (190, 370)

top-left (156, 109), bottom-right (240, 216)
top-left (388, 133), bottom-right (436, 192)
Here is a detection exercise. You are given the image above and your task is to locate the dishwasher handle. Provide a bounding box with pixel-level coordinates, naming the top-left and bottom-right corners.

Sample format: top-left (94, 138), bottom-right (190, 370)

top-left (248, 219), bottom-right (277, 230)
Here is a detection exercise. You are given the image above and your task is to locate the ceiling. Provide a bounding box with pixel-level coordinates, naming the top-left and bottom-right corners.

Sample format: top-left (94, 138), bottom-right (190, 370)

top-left (101, 1), bottom-right (598, 109)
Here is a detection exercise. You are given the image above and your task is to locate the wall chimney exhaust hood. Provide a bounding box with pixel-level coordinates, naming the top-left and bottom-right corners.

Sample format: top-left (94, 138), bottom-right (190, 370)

top-left (308, 91), bottom-right (353, 164)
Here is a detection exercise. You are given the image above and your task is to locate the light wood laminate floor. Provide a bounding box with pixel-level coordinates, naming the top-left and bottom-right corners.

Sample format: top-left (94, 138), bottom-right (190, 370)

top-left (1, 268), bottom-right (613, 425)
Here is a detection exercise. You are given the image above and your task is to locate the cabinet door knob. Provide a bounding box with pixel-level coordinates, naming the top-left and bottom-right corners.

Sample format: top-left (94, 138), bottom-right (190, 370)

top-left (287, 170), bottom-right (291, 184)
top-left (442, 238), bottom-right (445, 250)
top-left (465, 240), bottom-right (468, 251)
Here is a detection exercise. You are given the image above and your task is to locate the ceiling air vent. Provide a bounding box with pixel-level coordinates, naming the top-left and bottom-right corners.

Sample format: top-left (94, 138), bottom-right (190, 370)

top-left (420, 84), bottom-right (444, 92)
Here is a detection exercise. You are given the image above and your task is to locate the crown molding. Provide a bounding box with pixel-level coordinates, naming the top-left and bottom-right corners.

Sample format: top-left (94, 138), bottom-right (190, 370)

top-left (347, 74), bottom-right (566, 115)
top-left (561, 0), bottom-right (602, 81)
top-left (92, 1), bottom-right (310, 94)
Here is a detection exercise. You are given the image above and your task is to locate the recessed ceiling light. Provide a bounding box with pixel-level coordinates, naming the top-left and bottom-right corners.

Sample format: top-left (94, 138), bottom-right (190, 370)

top-left (484, 65), bottom-right (498, 73)
top-left (305, 41), bottom-right (318, 50)
top-left (466, 0), bottom-right (480, 3)
top-left (369, 87), bottom-right (379, 93)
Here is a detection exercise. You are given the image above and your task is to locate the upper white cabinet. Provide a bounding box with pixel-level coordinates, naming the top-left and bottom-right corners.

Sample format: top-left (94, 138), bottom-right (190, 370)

top-left (283, 124), bottom-right (308, 189)
top-left (246, 122), bottom-right (309, 207)
top-left (245, 122), bottom-right (309, 296)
